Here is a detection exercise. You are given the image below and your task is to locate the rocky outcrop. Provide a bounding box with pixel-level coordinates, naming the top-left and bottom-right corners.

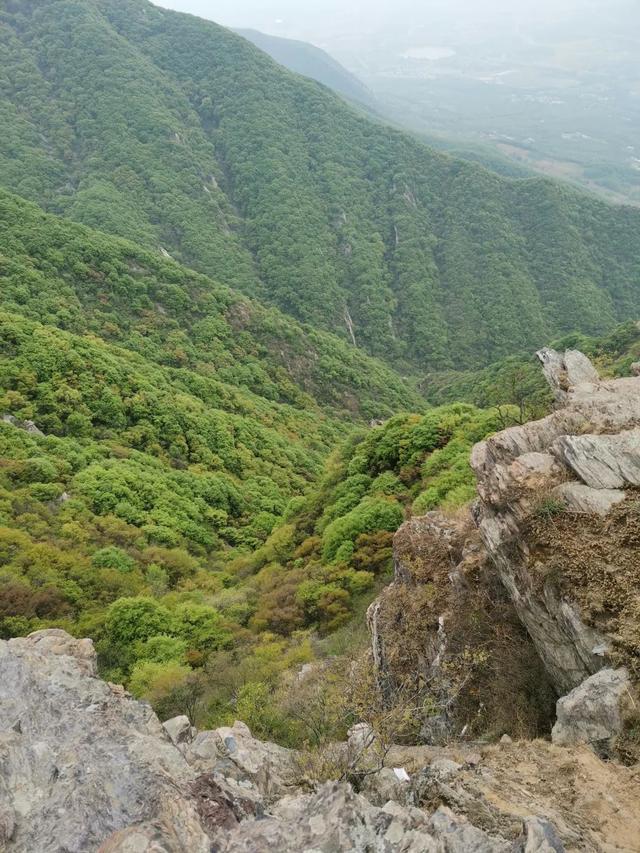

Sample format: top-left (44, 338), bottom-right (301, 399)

top-left (403, 738), bottom-right (640, 853)
top-left (0, 630), bottom-right (210, 853)
top-left (369, 349), bottom-right (640, 761)
top-left (6, 629), bottom-right (637, 851)
top-left (163, 714), bottom-right (195, 745)
top-left (470, 350), bottom-right (640, 701)
top-left (537, 348), bottom-right (599, 402)
top-left (185, 719), bottom-right (295, 799)
top-left (1, 414), bottom-right (45, 437)
top-left (367, 510), bottom-right (555, 742)
top-left (552, 482), bottom-right (626, 515)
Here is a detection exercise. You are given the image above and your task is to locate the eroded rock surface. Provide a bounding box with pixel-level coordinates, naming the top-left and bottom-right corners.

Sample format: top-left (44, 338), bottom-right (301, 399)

top-left (369, 349), bottom-right (640, 765)
top-left (552, 668), bottom-right (632, 755)
top-left (0, 630), bottom-right (206, 853)
top-left (470, 350), bottom-right (640, 702)
top-left (367, 510), bottom-right (555, 742)
top-left (5, 630), bottom-right (637, 851)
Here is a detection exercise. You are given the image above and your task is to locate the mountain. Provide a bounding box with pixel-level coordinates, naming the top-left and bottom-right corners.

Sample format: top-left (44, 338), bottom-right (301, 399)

top-left (233, 29), bottom-right (531, 184)
top-left (235, 28), bottom-right (376, 109)
top-left (3, 5), bottom-right (640, 835)
top-left (0, 188), bottom-right (420, 420)
top-left (233, 30), bottom-right (537, 183)
top-left (1, 0), bottom-right (640, 372)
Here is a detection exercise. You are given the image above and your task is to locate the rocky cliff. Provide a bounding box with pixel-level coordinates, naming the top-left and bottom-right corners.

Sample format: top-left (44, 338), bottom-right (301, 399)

top-left (370, 348), bottom-right (640, 760)
top-left (2, 629), bottom-right (640, 852)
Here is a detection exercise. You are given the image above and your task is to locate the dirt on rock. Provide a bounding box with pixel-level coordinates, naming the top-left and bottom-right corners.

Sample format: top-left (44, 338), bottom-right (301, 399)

top-left (390, 738), bottom-right (640, 852)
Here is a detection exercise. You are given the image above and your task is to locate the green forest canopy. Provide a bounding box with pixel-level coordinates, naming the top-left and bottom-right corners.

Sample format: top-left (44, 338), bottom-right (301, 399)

top-left (1, 0), bottom-right (639, 371)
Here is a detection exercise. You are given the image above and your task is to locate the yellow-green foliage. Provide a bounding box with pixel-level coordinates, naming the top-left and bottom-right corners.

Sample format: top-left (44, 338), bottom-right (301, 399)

top-left (233, 404), bottom-right (504, 640)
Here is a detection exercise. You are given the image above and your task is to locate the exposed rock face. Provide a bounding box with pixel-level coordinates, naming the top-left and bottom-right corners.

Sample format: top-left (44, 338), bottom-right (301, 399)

top-left (470, 351), bottom-right (640, 698)
top-left (367, 510), bottom-right (555, 742)
top-left (163, 714), bottom-right (195, 745)
top-left (2, 630), bottom-right (639, 851)
top-left (185, 719), bottom-right (295, 799)
top-left (537, 348), bottom-right (599, 402)
top-left (0, 630), bottom-right (208, 853)
top-left (553, 430), bottom-right (640, 489)
top-left (552, 482), bottom-right (626, 515)
top-left (369, 349), bottom-right (640, 763)
top-left (1, 413), bottom-right (45, 437)
top-left (552, 668), bottom-right (632, 755)
top-left (406, 738), bottom-right (640, 853)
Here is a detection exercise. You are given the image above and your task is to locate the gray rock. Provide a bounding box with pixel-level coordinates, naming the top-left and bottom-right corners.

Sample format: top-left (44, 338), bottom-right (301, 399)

top-left (218, 781), bottom-right (441, 852)
top-left (429, 806), bottom-right (511, 852)
top-left (470, 354), bottom-right (640, 695)
top-left (0, 631), bottom-right (592, 853)
top-left (163, 714), bottom-right (194, 745)
top-left (347, 721), bottom-right (376, 752)
top-left (97, 798), bottom-right (210, 852)
top-left (520, 817), bottom-right (565, 852)
top-left (1, 414), bottom-right (45, 437)
top-left (428, 757), bottom-right (463, 779)
top-left (536, 348), bottom-right (599, 400)
top-left (360, 767), bottom-right (411, 807)
top-left (552, 668), bottom-right (632, 754)
top-left (218, 782), bottom-right (515, 852)
top-left (0, 630), bottom-right (205, 853)
top-left (553, 430), bottom-right (640, 489)
top-left (562, 350), bottom-right (601, 389)
top-left (185, 720), bottom-right (294, 798)
top-left (630, 361), bottom-right (640, 376)
top-left (553, 482), bottom-right (626, 515)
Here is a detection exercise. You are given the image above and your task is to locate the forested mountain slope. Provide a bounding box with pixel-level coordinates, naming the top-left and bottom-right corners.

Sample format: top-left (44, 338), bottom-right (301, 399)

top-left (2, 0), bottom-right (640, 370)
top-left (0, 188), bottom-right (421, 419)
top-left (0, 185), bottom-right (425, 668)
top-left (235, 28), bottom-right (376, 109)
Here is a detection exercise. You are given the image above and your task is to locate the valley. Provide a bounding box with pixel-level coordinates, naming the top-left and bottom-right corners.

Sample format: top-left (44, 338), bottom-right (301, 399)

top-left (0, 1), bottom-right (640, 850)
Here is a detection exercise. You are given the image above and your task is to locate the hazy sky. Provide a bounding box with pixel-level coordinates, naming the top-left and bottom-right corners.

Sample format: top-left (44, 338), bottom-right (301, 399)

top-left (152, 0), bottom-right (638, 71)
top-left (154, 0), bottom-right (619, 35)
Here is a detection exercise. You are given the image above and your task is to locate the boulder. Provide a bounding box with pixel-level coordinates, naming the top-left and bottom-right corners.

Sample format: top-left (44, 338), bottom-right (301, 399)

top-left (553, 430), bottom-right (640, 489)
top-left (429, 806), bottom-right (511, 852)
top-left (359, 766), bottom-right (411, 807)
top-left (0, 631), bottom-right (197, 852)
top-left (163, 714), bottom-right (194, 745)
top-left (536, 348), bottom-right (599, 401)
top-left (185, 720), bottom-right (295, 798)
top-left (347, 721), bottom-right (375, 752)
top-left (552, 668), bottom-right (632, 754)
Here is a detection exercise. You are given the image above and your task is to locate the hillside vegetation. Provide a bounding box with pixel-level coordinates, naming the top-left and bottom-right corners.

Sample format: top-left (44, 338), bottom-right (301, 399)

top-left (2, 0), bottom-right (640, 750)
top-left (0, 188), bottom-right (421, 419)
top-left (1, 0), bottom-right (640, 370)
top-left (0, 187), bottom-right (425, 691)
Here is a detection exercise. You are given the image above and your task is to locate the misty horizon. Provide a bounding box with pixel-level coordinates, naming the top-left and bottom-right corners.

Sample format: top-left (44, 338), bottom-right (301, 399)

top-left (154, 0), bottom-right (636, 42)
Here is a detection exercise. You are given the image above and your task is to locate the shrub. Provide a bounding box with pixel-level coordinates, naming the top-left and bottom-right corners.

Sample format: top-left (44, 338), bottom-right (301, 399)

top-left (92, 546), bottom-right (136, 574)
